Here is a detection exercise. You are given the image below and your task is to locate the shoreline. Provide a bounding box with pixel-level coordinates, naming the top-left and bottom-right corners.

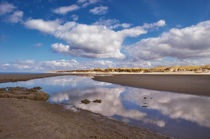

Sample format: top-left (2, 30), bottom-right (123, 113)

top-left (48, 71), bottom-right (210, 75)
top-left (0, 74), bottom-right (171, 139)
top-left (0, 73), bottom-right (72, 83)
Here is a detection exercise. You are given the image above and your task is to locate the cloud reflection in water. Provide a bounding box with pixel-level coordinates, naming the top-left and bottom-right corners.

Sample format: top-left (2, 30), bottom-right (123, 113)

top-left (51, 87), bottom-right (165, 127)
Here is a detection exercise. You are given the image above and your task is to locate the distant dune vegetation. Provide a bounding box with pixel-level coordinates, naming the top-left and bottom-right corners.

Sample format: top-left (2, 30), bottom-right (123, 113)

top-left (53, 65), bottom-right (210, 73)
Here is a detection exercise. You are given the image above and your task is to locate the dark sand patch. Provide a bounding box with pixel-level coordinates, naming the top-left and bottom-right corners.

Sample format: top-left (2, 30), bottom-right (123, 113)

top-left (0, 87), bottom-right (49, 101)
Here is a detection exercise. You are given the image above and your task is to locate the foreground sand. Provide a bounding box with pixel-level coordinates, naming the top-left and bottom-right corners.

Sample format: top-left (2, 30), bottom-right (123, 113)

top-left (0, 98), bottom-right (170, 139)
top-left (0, 74), bottom-right (170, 139)
top-left (93, 74), bottom-right (210, 96)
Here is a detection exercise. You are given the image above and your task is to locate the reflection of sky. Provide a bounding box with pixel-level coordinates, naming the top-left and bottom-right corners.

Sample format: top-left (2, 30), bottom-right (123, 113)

top-left (0, 75), bottom-right (210, 139)
top-left (123, 88), bottom-right (210, 128)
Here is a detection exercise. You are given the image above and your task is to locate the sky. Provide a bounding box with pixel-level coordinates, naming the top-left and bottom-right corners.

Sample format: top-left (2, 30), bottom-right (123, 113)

top-left (0, 0), bottom-right (210, 72)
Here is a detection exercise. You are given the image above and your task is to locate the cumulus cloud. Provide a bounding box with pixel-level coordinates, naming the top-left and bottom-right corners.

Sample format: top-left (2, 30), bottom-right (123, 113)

top-left (77, 0), bottom-right (100, 7)
top-left (51, 43), bottom-right (70, 54)
top-left (143, 19), bottom-right (166, 29)
top-left (43, 59), bottom-right (79, 70)
top-left (53, 4), bottom-right (80, 14)
top-left (77, 0), bottom-right (87, 3)
top-left (0, 2), bottom-right (15, 15)
top-left (0, 60), bottom-right (36, 71)
top-left (2, 57), bottom-right (210, 72)
top-left (0, 2), bottom-right (24, 23)
top-left (94, 18), bottom-right (131, 29)
top-left (128, 20), bottom-right (210, 61)
top-left (8, 10), bottom-right (23, 23)
top-left (0, 59), bottom-right (115, 72)
top-left (71, 14), bottom-right (79, 21)
top-left (24, 19), bottom-right (61, 33)
top-left (89, 6), bottom-right (108, 15)
top-left (52, 0), bottom-right (99, 15)
top-left (25, 19), bottom-right (158, 59)
top-left (0, 59), bottom-right (68, 72)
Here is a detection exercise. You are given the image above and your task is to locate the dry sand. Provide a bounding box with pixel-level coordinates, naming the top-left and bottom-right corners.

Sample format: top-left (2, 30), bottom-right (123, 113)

top-left (0, 74), bottom-right (170, 139)
top-left (93, 74), bottom-right (210, 96)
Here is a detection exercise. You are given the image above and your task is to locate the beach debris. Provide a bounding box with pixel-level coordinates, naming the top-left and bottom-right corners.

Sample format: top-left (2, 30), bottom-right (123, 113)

top-left (81, 99), bottom-right (102, 104)
top-left (143, 96), bottom-right (152, 99)
top-left (81, 99), bottom-right (91, 104)
top-left (93, 99), bottom-right (102, 103)
top-left (0, 87), bottom-right (49, 101)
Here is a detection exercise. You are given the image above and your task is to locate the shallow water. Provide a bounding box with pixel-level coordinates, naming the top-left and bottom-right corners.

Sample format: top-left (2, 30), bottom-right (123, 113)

top-left (0, 75), bottom-right (210, 139)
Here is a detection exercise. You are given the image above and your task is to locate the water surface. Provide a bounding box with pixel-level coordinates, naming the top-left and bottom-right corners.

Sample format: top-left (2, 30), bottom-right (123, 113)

top-left (0, 75), bottom-right (210, 139)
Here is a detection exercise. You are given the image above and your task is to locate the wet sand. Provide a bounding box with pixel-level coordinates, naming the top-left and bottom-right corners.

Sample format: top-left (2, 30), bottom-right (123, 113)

top-left (0, 74), bottom-right (170, 139)
top-left (93, 74), bottom-right (210, 96)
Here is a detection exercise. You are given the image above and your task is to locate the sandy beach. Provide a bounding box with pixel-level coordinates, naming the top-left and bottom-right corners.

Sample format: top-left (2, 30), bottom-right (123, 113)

top-left (0, 74), bottom-right (170, 139)
top-left (93, 74), bottom-right (210, 96)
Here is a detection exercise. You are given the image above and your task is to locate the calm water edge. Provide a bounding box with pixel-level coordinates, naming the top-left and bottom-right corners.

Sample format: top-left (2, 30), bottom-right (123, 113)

top-left (0, 75), bottom-right (210, 139)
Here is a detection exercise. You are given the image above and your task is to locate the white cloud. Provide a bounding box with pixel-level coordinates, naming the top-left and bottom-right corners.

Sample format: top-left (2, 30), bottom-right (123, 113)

top-left (0, 2), bottom-right (15, 15)
top-left (128, 20), bottom-right (210, 61)
top-left (143, 19), bottom-right (166, 29)
top-left (8, 10), bottom-right (23, 23)
top-left (0, 60), bottom-right (36, 71)
top-left (51, 43), bottom-right (70, 54)
top-left (53, 4), bottom-right (80, 14)
top-left (43, 59), bottom-right (79, 69)
top-left (0, 3), bottom-right (24, 24)
top-left (121, 23), bottom-right (131, 28)
top-left (89, 6), bottom-right (108, 15)
top-left (0, 59), bottom-right (114, 72)
top-left (52, 0), bottom-right (99, 15)
top-left (71, 14), bottom-right (79, 21)
top-left (77, 0), bottom-right (87, 3)
top-left (94, 18), bottom-right (131, 29)
top-left (25, 19), bottom-right (150, 59)
top-left (2, 57), bottom-right (210, 72)
top-left (24, 19), bottom-right (60, 33)
top-left (77, 0), bottom-right (100, 7)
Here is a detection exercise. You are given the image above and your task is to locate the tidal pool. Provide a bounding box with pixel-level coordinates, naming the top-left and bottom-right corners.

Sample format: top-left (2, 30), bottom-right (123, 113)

top-left (0, 75), bottom-right (210, 139)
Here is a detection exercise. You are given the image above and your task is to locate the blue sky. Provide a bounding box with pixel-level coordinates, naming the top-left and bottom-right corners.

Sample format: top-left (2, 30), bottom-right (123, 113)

top-left (0, 0), bottom-right (210, 72)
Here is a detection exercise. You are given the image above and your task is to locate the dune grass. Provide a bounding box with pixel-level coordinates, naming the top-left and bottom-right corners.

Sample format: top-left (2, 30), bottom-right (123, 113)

top-left (54, 65), bottom-right (210, 73)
